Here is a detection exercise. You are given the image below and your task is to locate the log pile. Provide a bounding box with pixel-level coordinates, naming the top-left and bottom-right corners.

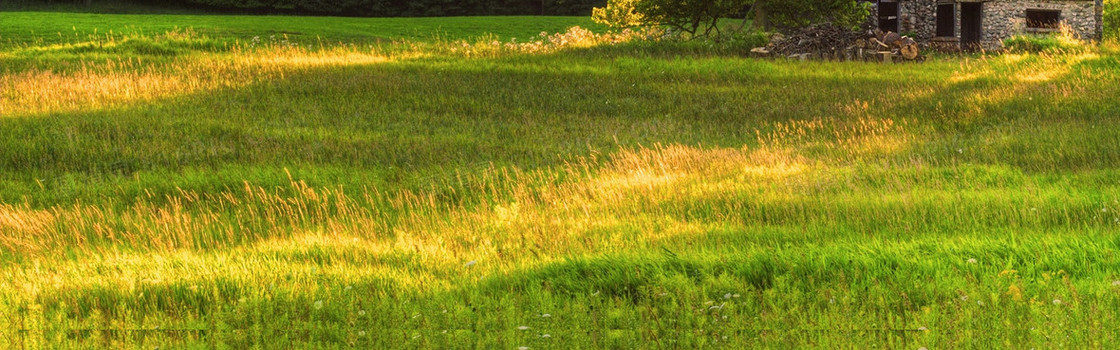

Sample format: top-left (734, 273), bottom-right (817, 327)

top-left (752, 24), bottom-right (923, 62)
top-left (867, 29), bottom-right (920, 60)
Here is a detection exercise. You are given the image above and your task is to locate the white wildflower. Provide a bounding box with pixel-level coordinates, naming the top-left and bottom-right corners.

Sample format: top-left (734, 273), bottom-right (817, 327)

top-left (517, 326), bottom-right (530, 330)
top-left (313, 300), bottom-right (323, 310)
top-left (967, 258), bottom-right (978, 264)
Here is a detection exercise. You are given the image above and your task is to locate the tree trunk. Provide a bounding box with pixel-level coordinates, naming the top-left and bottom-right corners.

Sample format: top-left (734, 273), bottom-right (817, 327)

top-left (752, 1), bottom-right (769, 31)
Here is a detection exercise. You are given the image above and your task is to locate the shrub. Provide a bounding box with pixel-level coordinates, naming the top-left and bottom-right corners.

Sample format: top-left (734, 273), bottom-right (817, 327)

top-left (1003, 24), bottom-right (1086, 53)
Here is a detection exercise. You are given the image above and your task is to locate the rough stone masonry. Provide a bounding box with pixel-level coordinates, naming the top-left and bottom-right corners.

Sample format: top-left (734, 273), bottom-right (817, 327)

top-left (872, 0), bottom-right (1103, 50)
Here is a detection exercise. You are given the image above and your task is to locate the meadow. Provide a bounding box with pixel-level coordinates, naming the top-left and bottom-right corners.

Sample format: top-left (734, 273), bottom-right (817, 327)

top-left (3, 6), bottom-right (1120, 349)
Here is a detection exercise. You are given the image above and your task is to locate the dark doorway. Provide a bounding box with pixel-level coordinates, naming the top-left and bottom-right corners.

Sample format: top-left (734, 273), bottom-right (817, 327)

top-left (960, 2), bottom-right (983, 50)
top-left (878, 1), bottom-right (900, 33)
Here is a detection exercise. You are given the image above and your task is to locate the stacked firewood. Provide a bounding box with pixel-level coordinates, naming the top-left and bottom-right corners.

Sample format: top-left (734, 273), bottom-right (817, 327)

top-left (766, 23), bottom-right (866, 55)
top-left (752, 23), bottom-right (921, 62)
top-left (865, 29), bottom-right (920, 60)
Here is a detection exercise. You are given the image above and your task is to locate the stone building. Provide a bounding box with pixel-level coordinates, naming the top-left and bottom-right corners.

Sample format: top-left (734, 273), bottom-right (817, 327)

top-left (869, 0), bottom-right (1104, 50)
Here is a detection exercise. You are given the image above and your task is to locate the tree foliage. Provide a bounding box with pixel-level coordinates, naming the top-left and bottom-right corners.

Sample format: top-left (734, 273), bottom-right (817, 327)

top-left (593, 0), bottom-right (750, 36)
top-left (637, 0), bottom-right (749, 36)
top-left (754, 0), bottom-right (870, 31)
top-left (591, 0), bottom-right (644, 28)
top-left (594, 0), bottom-right (870, 36)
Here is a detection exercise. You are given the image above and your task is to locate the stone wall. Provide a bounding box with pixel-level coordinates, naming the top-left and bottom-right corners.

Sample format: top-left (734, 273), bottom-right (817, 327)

top-left (872, 0), bottom-right (1102, 50)
top-left (900, 1), bottom-right (937, 42)
top-left (984, 0), bottom-right (1100, 45)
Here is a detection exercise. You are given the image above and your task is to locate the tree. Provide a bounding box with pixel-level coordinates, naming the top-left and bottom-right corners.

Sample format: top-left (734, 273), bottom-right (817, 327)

top-left (593, 0), bottom-right (751, 37)
top-left (751, 0), bottom-right (870, 31)
top-left (592, 0), bottom-right (645, 28)
top-left (637, 0), bottom-right (750, 36)
top-left (594, 0), bottom-right (869, 37)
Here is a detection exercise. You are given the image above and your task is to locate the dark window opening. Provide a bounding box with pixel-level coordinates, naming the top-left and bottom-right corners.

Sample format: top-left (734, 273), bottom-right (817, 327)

top-left (936, 4), bottom-right (955, 37)
top-left (878, 1), bottom-right (899, 33)
top-left (1025, 9), bottom-right (1061, 29)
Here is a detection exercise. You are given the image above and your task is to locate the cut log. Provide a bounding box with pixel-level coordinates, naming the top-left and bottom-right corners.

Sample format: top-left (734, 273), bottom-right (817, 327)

top-left (898, 38), bottom-right (919, 60)
top-left (879, 51), bottom-right (893, 64)
top-left (882, 32), bottom-right (902, 48)
top-left (869, 37), bottom-right (889, 49)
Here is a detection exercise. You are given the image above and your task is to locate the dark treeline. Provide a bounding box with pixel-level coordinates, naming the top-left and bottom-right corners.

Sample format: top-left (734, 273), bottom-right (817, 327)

top-left (25, 0), bottom-right (607, 16)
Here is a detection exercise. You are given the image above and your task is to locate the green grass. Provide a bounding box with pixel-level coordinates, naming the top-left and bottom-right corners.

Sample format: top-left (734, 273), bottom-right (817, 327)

top-left (4, 9), bottom-right (1120, 349)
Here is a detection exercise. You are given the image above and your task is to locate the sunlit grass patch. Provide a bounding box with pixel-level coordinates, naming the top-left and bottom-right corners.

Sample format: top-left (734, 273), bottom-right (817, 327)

top-left (1, 43), bottom-right (403, 117)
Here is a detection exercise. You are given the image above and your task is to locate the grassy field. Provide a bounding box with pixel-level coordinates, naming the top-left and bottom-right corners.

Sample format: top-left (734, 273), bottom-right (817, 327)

top-left (3, 7), bottom-right (1120, 349)
top-left (0, 10), bottom-right (606, 50)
